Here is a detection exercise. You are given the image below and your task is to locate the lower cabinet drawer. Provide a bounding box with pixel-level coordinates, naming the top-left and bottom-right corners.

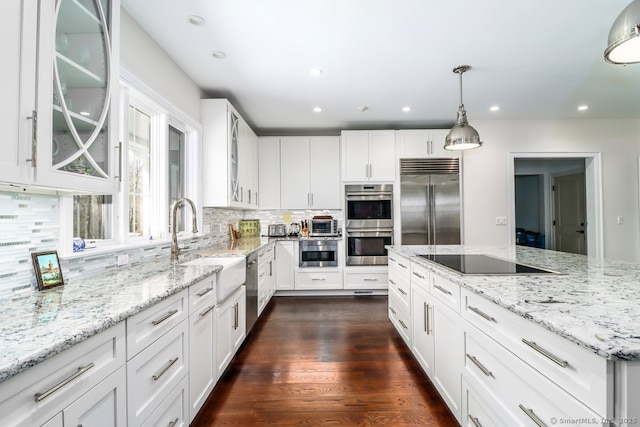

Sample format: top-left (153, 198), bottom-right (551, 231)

top-left (462, 289), bottom-right (609, 416)
top-left (344, 271), bottom-right (388, 289)
top-left (0, 322), bottom-right (125, 427)
top-left (127, 320), bottom-right (189, 427)
top-left (141, 375), bottom-right (189, 427)
top-left (464, 324), bottom-right (604, 426)
top-left (389, 290), bottom-right (411, 345)
top-left (295, 270), bottom-right (343, 290)
top-left (462, 375), bottom-right (514, 427)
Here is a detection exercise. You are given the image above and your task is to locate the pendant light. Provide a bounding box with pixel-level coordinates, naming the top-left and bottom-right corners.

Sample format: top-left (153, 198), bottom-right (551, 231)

top-left (605, 0), bottom-right (640, 64)
top-left (444, 65), bottom-right (483, 151)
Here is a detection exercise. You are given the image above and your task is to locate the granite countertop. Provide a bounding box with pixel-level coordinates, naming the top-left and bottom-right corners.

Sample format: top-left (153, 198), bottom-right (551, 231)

top-left (387, 244), bottom-right (640, 361)
top-left (0, 238), bottom-right (274, 385)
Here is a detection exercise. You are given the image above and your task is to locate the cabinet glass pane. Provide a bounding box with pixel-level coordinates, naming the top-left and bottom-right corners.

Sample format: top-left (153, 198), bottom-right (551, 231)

top-left (230, 112), bottom-right (240, 202)
top-left (52, 0), bottom-right (111, 178)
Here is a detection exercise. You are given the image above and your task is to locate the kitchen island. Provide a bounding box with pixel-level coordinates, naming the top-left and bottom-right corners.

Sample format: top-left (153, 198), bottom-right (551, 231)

top-left (387, 244), bottom-right (640, 427)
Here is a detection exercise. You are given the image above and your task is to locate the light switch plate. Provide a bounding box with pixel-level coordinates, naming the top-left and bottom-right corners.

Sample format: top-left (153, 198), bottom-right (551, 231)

top-left (495, 216), bottom-right (507, 226)
top-left (117, 254), bottom-right (129, 266)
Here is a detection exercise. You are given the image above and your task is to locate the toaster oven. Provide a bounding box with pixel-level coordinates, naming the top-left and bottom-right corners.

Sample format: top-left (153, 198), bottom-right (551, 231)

top-left (309, 219), bottom-right (339, 237)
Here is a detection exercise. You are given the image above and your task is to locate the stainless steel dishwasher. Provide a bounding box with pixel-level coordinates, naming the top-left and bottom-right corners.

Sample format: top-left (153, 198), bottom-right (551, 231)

top-left (245, 251), bottom-right (258, 334)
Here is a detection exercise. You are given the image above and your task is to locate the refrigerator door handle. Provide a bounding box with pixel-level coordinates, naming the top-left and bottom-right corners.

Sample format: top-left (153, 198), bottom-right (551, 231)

top-left (426, 184), bottom-right (432, 246)
top-left (430, 184), bottom-right (437, 247)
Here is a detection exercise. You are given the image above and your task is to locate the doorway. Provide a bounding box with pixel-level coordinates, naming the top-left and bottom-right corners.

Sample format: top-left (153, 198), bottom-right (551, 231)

top-left (508, 153), bottom-right (603, 259)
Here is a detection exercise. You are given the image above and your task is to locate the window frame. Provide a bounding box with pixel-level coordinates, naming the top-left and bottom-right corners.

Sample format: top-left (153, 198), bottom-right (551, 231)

top-left (59, 70), bottom-right (202, 257)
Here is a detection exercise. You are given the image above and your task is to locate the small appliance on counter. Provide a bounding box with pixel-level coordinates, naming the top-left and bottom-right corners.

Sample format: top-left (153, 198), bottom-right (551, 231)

top-left (309, 217), bottom-right (340, 237)
top-left (268, 223), bottom-right (287, 237)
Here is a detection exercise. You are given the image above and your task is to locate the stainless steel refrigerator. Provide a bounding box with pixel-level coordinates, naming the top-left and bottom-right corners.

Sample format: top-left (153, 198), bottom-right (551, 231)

top-left (400, 158), bottom-right (461, 245)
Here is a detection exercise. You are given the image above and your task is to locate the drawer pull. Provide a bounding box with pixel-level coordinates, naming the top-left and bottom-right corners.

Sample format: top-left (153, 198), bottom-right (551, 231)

top-left (35, 363), bottom-right (95, 402)
top-left (169, 418), bottom-right (180, 427)
top-left (398, 262), bottom-right (408, 269)
top-left (390, 307), bottom-right (397, 315)
top-left (413, 271), bottom-right (425, 279)
top-left (311, 278), bottom-right (326, 281)
top-left (199, 305), bottom-right (215, 317)
top-left (468, 414), bottom-right (483, 427)
top-left (433, 284), bottom-right (452, 295)
top-left (196, 287), bottom-right (213, 297)
top-left (398, 287), bottom-right (407, 295)
top-left (519, 404), bottom-right (547, 427)
top-left (389, 256), bottom-right (396, 263)
top-left (389, 279), bottom-right (396, 285)
top-left (363, 278), bottom-right (378, 281)
top-left (152, 309), bottom-right (179, 326)
top-left (152, 357), bottom-right (179, 381)
top-left (466, 354), bottom-right (493, 377)
top-left (399, 319), bottom-right (408, 330)
top-left (468, 306), bottom-right (496, 322)
top-left (521, 339), bottom-right (569, 368)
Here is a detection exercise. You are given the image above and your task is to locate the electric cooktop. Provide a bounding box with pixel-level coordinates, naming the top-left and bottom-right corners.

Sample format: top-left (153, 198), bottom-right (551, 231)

top-left (416, 254), bottom-right (561, 275)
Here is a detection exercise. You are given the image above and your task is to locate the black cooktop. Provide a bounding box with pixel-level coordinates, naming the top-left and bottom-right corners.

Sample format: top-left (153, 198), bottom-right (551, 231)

top-left (416, 254), bottom-right (560, 275)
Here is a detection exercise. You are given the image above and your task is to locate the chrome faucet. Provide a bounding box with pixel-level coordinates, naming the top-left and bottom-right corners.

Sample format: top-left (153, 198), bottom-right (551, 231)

top-left (170, 197), bottom-right (198, 263)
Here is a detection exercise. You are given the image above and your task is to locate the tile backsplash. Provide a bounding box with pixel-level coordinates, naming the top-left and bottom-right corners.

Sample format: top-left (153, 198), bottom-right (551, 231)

top-left (0, 190), bottom-right (342, 296)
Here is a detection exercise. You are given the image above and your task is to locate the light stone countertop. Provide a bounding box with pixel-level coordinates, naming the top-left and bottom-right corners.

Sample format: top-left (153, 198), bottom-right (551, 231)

top-left (387, 244), bottom-right (640, 361)
top-left (0, 237), bottom-right (273, 385)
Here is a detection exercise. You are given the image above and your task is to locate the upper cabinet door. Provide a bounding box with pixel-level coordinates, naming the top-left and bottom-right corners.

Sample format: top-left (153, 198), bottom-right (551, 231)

top-left (309, 137), bottom-right (341, 209)
top-left (280, 137), bottom-right (311, 209)
top-left (341, 131), bottom-right (370, 181)
top-left (17, 0), bottom-right (121, 193)
top-left (367, 130), bottom-right (396, 181)
top-left (0, 1), bottom-right (37, 186)
top-left (397, 129), bottom-right (459, 159)
top-left (342, 130), bottom-right (395, 182)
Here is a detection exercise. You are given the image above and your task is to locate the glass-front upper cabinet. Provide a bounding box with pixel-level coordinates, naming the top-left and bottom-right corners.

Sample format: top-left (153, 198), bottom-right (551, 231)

top-left (34, 0), bottom-right (120, 193)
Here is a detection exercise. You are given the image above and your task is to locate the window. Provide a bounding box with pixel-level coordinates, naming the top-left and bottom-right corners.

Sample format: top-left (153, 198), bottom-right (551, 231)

top-left (67, 75), bottom-right (200, 253)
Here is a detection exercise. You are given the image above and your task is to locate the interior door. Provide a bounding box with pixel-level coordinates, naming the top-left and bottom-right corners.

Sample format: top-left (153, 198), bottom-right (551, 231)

top-left (553, 172), bottom-right (586, 255)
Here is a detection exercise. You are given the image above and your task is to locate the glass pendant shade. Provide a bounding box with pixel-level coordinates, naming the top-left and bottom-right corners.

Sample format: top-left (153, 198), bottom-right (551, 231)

top-left (605, 0), bottom-right (640, 64)
top-left (444, 65), bottom-right (483, 151)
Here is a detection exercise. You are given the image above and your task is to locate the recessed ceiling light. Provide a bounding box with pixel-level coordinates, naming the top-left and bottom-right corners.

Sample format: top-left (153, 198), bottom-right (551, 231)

top-left (313, 107), bottom-right (322, 113)
top-left (490, 105), bottom-right (500, 112)
top-left (309, 68), bottom-right (323, 77)
top-left (402, 106), bottom-right (412, 112)
top-left (187, 15), bottom-right (205, 26)
top-left (357, 106), bottom-right (369, 112)
top-left (578, 105), bottom-right (589, 111)
top-left (212, 51), bottom-right (226, 59)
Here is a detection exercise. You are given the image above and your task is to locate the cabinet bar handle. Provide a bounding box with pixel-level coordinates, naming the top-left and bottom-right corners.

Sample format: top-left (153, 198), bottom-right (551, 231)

top-left (398, 319), bottom-right (408, 329)
top-left (398, 287), bottom-right (407, 295)
top-left (269, 260), bottom-right (273, 276)
top-left (311, 278), bottom-right (326, 281)
top-left (433, 284), bottom-right (452, 295)
top-left (468, 414), bottom-right (483, 427)
top-left (35, 363), bottom-right (95, 402)
top-left (398, 263), bottom-right (408, 269)
top-left (363, 278), bottom-right (378, 281)
top-left (389, 256), bottom-right (396, 263)
top-left (466, 354), bottom-right (493, 377)
top-left (389, 279), bottom-right (396, 285)
top-left (152, 357), bottom-right (179, 381)
top-left (248, 189), bottom-right (252, 204)
top-left (518, 404), bottom-right (547, 427)
top-left (196, 287), bottom-right (212, 297)
top-left (310, 192), bottom-right (314, 206)
top-left (413, 272), bottom-right (425, 279)
top-left (468, 306), bottom-right (496, 322)
top-left (389, 306), bottom-right (397, 315)
top-left (521, 339), bottom-right (569, 368)
top-left (169, 417), bottom-right (180, 427)
top-left (241, 186), bottom-right (243, 202)
top-left (423, 302), bottom-right (428, 332)
top-left (26, 110), bottom-right (37, 167)
top-left (152, 309), bottom-right (179, 326)
top-left (199, 305), bottom-right (215, 317)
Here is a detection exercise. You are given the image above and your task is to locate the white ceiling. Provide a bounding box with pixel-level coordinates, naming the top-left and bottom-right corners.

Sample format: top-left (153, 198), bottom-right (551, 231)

top-left (121, 0), bottom-right (639, 135)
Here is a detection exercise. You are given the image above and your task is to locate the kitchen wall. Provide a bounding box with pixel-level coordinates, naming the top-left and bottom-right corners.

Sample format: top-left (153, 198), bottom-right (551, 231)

top-left (461, 119), bottom-right (640, 261)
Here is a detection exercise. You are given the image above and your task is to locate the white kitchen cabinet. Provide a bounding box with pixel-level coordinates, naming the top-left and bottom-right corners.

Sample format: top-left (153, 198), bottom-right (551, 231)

top-left (276, 241), bottom-right (295, 290)
top-left (295, 269), bottom-right (343, 290)
top-left (63, 365), bottom-right (127, 427)
top-left (188, 277), bottom-right (217, 422)
top-left (397, 129), bottom-right (458, 158)
top-left (0, 0), bottom-right (120, 193)
top-left (141, 375), bottom-right (189, 427)
top-left (343, 267), bottom-right (388, 290)
top-left (280, 136), bottom-right (341, 209)
top-left (0, 323), bottom-right (125, 427)
top-left (342, 130), bottom-right (395, 182)
top-left (201, 99), bottom-right (258, 208)
top-left (258, 243), bottom-right (275, 316)
top-left (388, 254), bottom-right (411, 345)
top-left (410, 268), bottom-right (435, 377)
top-left (258, 137), bottom-right (281, 209)
top-left (216, 285), bottom-right (246, 378)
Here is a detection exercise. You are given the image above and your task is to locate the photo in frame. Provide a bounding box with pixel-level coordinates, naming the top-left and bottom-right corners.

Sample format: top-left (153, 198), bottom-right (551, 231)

top-left (31, 251), bottom-right (65, 290)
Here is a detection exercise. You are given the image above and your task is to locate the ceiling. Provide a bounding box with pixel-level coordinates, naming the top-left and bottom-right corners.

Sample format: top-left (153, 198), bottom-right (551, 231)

top-left (121, 0), bottom-right (639, 135)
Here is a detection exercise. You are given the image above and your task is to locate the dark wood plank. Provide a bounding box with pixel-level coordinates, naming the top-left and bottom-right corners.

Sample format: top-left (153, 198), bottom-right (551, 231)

top-left (191, 296), bottom-right (459, 426)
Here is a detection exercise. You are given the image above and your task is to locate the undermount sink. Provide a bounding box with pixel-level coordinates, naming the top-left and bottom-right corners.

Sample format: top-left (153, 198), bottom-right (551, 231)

top-left (181, 256), bottom-right (246, 302)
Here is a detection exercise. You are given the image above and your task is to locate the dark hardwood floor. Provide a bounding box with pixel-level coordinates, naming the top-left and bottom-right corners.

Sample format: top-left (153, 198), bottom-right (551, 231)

top-left (191, 296), bottom-right (459, 426)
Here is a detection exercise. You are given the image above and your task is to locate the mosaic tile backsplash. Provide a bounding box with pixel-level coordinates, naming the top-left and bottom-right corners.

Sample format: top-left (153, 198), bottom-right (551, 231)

top-left (0, 190), bottom-right (342, 296)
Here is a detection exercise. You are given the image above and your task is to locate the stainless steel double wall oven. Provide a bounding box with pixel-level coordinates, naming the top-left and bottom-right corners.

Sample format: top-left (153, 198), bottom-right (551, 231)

top-left (345, 184), bottom-right (393, 266)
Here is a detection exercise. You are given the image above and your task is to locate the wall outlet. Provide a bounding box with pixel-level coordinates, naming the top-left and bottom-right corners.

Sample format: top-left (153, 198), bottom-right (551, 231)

top-left (617, 216), bottom-right (624, 225)
top-left (117, 254), bottom-right (129, 266)
top-left (495, 216), bottom-right (507, 226)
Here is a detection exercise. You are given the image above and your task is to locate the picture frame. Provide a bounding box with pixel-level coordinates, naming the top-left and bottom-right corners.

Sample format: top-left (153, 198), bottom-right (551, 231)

top-left (31, 251), bottom-right (65, 290)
